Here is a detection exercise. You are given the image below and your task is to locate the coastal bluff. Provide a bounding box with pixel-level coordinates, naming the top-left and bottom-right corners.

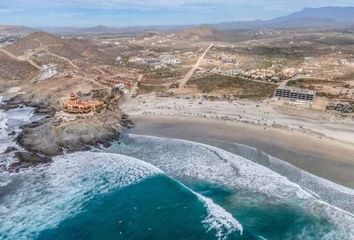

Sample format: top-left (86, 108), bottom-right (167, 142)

top-left (4, 89), bottom-right (133, 169)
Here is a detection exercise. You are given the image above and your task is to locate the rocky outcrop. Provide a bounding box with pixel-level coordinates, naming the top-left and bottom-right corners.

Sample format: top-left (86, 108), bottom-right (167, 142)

top-left (17, 113), bottom-right (122, 156)
top-left (10, 89), bottom-right (130, 164)
top-left (13, 152), bottom-right (51, 167)
top-left (17, 113), bottom-right (123, 158)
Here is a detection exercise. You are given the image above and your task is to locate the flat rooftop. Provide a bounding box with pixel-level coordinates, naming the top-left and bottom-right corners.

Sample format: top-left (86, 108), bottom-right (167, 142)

top-left (276, 86), bottom-right (316, 95)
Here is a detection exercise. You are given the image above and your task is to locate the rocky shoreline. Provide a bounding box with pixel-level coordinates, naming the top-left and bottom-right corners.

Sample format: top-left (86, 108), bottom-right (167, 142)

top-left (2, 93), bottom-right (134, 170)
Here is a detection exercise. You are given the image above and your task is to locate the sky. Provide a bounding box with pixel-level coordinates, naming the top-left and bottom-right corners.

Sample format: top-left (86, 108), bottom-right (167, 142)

top-left (0, 0), bottom-right (353, 27)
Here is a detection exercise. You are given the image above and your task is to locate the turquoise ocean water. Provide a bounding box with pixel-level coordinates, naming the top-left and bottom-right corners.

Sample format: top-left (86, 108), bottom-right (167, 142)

top-left (1, 130), bottom-right (354, 240)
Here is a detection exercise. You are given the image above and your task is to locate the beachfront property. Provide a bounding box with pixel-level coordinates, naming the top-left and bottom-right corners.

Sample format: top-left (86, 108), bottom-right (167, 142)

top-left (62, 92), bottom-right (103, 114)
top-left (275, 86), bottom-right (316, 101)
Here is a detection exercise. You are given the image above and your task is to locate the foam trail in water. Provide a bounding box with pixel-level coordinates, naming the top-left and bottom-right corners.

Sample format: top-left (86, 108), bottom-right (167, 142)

top-left (0, 110), bottom-right (9, 153)
top-left (171, 179), bottom-right (243, 239)
top-left (0, 107), bottom-right (35, 158)
top-left (197, 193), bottom-right (243, 239)
top-left (107, 134), bottom-right (354, 239)
top-left (230, 142), bottom-right (354, 214)
top-left (0, 152), bottom-right (162, 240)
top-left (1, 150), bottom-right (244, 240)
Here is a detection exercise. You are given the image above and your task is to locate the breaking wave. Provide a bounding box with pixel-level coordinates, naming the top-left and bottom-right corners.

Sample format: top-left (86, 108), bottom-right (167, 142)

top-left (0, 107), bottom-right (36, 162)
top-left (196, 192), bottom-right (243, 239)
top-left (229, 142), bottom-right (354, 213)
top-left (0, 151), bottom-right (243, 240)
top-left (105, 134), bottom-right (354, 239)
top-left (0, 152), bottom-right (161, 239)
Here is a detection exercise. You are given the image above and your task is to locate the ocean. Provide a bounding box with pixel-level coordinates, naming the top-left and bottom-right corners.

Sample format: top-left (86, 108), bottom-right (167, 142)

top-left (0, 107), bottom-right (354, 240)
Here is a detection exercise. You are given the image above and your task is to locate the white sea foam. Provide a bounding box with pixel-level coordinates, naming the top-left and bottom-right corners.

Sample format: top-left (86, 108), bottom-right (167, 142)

top-left (108, 134), bottom-right (354, 239)
top-left (172, 179), bottom-right (243, 239)
top-left (0, 107), bottom-right (35, 156)
top-left (0, 150), bottom-right (244, 240)
top-left (0, 152), bottom-right (162, 240)
top-left (230, 142), bottom-right (354, 213)
top-left (197, 193), bottom-right (243, 239)
top-left (0, 110), bottom-right (10, 155)
top-left (0, 111), bottom-right (7, 135)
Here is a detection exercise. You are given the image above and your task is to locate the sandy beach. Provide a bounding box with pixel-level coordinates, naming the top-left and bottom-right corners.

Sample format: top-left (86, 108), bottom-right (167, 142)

top-left (123, 94), bottom-right (354, 188)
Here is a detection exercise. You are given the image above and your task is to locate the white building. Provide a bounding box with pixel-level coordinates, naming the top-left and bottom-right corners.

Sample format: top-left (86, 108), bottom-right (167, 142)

top-left (38, 64), bottom-right (58, 81)
top-left (275, 86), bottom-right (316, 102)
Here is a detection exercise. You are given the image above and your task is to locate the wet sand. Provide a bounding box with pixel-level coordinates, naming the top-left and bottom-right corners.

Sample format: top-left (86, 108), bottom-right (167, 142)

top-left (128, 115), bottom-right (354, 189)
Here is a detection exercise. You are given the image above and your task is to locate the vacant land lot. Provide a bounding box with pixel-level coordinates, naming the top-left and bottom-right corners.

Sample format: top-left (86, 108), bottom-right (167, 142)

top-left (189, 75), bottom-right (277, 99)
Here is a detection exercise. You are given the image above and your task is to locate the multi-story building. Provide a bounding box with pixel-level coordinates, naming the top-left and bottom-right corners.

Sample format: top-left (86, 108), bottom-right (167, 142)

top-left (275, 86), bottom-right (316, 101)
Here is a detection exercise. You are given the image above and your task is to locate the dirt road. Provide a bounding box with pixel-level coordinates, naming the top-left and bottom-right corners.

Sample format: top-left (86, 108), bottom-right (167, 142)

top-left (0, 48), bottom-right (41, 70)
top-left (179, 43), bottom-right (213, 89)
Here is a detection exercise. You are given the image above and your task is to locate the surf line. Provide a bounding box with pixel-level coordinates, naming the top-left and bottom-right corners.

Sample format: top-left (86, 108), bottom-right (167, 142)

top-left (166, 177), bottom-right (244, 238)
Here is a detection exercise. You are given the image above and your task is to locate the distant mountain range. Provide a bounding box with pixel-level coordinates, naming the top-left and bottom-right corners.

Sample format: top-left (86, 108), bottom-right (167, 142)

top-left (212, 7), bottom-right (354, 30)
top-left (40, 25), bottom-right (191, 35)
top-left (2, 7), bottom-right (354, 35)
top-left (0, 25), bottom-right (37, 35)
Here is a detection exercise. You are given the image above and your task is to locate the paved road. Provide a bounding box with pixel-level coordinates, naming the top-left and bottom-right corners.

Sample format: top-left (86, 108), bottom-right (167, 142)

top-left (179, 43), bottom-right (213, 89)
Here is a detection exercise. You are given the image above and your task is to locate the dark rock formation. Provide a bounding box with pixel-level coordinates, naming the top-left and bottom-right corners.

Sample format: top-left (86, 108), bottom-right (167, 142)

top-left (4, 146), bottom-right (18, 154)
top-left (14, 91), bottom-right (124, 157)
top-left (10, 151), bottom-right (52, 170)
top-left (121, 114), bottom-right (134, 129)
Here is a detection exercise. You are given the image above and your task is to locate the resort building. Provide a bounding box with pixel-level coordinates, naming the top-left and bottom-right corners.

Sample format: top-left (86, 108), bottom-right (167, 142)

top-left (275, 86), bottom-right (316, 101)
top-left (96, 76), bottom-right (134, 89)
top-left (62, 92), bottom-right (103, 114)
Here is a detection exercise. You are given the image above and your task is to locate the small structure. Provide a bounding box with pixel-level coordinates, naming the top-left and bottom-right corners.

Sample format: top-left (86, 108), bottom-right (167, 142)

top-left (327, 102), bottom-right (353, 113)
top-left (221, 58), bottom-right (236, 64)
top-left (62, 92), bottom-right (103, 114)
top-left (326, 102), bottom-right (336, 111)
top-left (213, 68), bottom-right (244, 77)
top-left (160, 54), bottom-right (180, 65)
top-left (334, 103), bottom-right (344, 112)
top-left (145, 58), bottom-right (160, 65)
top-left (38, 64), bottom-right (58, 81)
top-left (275, 86), bottom-right (316, 102)
top-left (343, 105), bottom-right (353, 113)
top-left (116, 56), bottom-right (124, 64)
top-left (96, 75), bottom-right (134, 90)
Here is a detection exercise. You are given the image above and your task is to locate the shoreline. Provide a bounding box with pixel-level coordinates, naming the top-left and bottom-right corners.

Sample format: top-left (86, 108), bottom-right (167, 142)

top-left (128, 114), bottom-right (354, 189)
top-left (0, 94), bottom-right (133, 170)
top-left (123, 94), bottom-right (354, 146)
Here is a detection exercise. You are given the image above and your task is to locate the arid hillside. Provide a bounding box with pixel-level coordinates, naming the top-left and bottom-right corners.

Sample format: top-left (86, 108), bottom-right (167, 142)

top-left (4, 32), bottom-right (103, 61)
top-left (0, 25), bottom-right (36, 36)
top-left (176, 25), bottom-right (225, 41)
top-left (0, 51), bottom-right (38, 81)
top-left (5, 32), bottom-right (63, 56)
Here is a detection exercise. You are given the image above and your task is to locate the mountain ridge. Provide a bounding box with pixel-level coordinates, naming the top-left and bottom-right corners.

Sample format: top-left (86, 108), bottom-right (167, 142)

top-left (2, 6), bottom-right (354, 34)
